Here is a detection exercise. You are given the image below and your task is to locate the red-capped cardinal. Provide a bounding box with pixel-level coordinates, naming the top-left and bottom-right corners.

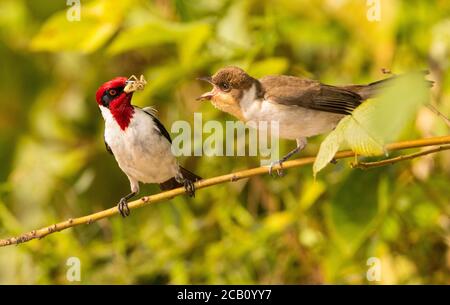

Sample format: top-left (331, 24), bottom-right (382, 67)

top-left (96, 76), bottom-right (201, 217)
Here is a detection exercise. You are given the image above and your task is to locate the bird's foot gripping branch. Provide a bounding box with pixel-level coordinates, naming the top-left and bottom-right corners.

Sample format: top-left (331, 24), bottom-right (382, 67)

top-left (1, 135), bottom-right (449, 247)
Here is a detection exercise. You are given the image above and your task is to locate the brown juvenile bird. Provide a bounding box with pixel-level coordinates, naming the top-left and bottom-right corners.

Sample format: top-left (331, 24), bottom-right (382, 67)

top-left (197, 66), bottom-right (402, 175)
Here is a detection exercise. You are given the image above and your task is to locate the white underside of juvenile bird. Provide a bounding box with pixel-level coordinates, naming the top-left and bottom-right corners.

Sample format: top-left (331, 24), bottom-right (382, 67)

top-left (238, 84), bottom-right (345, 140)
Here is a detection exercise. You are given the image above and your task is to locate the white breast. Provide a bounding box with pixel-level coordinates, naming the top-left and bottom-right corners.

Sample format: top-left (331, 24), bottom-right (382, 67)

top-left (240, 85), bottom-right (345, 140)
top-left (100, 106), bottom-right (179, 184)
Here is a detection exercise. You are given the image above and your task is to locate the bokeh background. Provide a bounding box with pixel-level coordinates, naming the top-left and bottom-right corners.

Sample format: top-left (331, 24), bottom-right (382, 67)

top-left (0, 0), bottom-right (449, 284)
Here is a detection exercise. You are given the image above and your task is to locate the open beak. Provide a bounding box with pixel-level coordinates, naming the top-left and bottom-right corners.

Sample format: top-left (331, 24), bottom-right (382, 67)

top-left (196, 76), bottom-right (215, 101)
top-left (196, 91), bottom-right (215, 101)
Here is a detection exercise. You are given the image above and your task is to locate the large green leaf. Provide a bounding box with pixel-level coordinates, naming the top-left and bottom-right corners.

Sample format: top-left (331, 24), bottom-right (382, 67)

top-left (313, 72), bottom-right (429, 176)
top-left (343, 107), bottom-right (385, 156)
top-left (350, 72), bottom-right (429, 145)
top-left (326, 169), bottom-right (387, 256)
top-left (313, 117), bottom-right (348, 176)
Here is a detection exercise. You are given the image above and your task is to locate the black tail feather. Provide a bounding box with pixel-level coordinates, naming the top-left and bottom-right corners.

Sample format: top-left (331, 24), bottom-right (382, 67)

top-left (159, 166), bottom-right (201, 191)
top-left (180, 166), bottom-right (202, 182)
top-left (159, 178), bottom-right (182, 191)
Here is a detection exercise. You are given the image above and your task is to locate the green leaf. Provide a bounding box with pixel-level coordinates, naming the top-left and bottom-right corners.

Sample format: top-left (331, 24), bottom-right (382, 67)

top-left (30, 0), bottom-right (128, 53)
top-left (313, 72), bottom-right (429, 175)
top-left (349, 73), bottom-right (429, 146)
top-left (343, 109), bottom-right (385, 156)
top-left (313, 117), bottom-right (348, 176)
top-left (326, 169), bottom-right (385, 256)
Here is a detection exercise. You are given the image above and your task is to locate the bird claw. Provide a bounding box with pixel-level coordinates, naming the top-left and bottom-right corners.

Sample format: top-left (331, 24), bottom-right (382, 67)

top-left (268, 160), bottom-right (285, 177)
top-left (118, 198), bottom-right (130, 218)
top-left (184, 180), bottom-right (196, 197)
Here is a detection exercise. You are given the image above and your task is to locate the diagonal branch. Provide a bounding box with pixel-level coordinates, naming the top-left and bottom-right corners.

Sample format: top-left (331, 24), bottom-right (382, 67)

top-left (426, 104), bottom-right (450, 128)
top-left (1, 135), bottom-right (450, 247)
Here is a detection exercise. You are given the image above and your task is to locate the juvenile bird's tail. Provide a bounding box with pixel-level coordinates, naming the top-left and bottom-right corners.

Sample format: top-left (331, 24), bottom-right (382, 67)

top-left (159, 166), bottom-right (201, 191)
top-left (346, 71), bottom-right (433, 100)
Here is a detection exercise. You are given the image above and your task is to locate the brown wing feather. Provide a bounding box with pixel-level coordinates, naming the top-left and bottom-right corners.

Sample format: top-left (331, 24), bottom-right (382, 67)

top-left (260, 75), bottom-right (363, 115)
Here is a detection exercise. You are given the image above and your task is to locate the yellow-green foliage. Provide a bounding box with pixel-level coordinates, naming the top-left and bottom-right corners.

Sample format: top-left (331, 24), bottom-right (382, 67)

top-left (0, 0), bottom-right (449, 284)
top-left (314, 73), bottom-right (430, 175)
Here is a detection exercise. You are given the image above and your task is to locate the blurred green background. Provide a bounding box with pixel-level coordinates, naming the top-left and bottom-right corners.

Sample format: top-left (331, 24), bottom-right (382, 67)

top-left (0, 0), bottom-right (449, 284)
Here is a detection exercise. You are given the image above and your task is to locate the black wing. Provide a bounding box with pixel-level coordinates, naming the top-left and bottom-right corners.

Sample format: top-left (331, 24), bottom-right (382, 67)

top-left (260, 75), bottom-right (363, 115)
top-left (104, 137), bottom-right (113, 155)
top-left (140, 107), bottom-right (172, 144)
top-left (159, 166), bottom-right (202, 191)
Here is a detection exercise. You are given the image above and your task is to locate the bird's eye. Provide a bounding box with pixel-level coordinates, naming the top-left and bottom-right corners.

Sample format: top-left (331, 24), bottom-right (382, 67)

top-left (108, 89), bottom-right (117, 96)
top-left (220, 82), bottom-right (231, 92)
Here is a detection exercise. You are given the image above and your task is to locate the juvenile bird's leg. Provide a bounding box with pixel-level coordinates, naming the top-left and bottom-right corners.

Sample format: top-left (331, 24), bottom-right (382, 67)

top-left (118, 180), bottom-right (139, 218)
top-left (269, 138), bottom-right (307, 177)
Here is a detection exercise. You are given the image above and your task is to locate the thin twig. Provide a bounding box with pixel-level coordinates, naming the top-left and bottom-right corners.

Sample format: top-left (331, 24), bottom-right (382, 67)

top-left (1, 135), bottom-right (450, 247)
top-left (426, 104), bottom-right (450, 128)
top-left (351, 145), bottom-right (450, 169)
